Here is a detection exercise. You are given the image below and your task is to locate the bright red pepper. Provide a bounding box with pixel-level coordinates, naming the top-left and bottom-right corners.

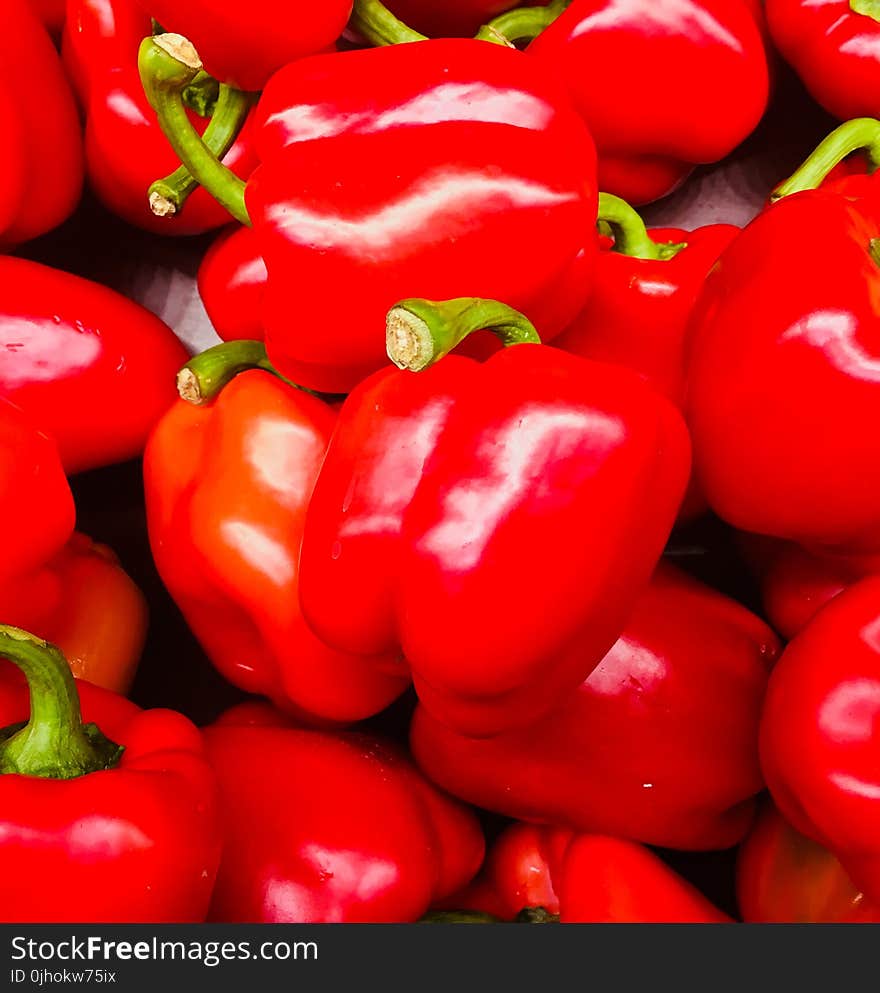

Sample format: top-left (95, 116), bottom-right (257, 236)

top-left (687, 119), bottom-right (880, 555)
top-left (140, 36), bottom-right (600, 393)
top-left (0, 627), bottom-right (220, 922)
top-left (0, 257), bottom-right (188, 474)
top-left (299, 302), bottom-right (689, 736)
top-left (203, 715), bottom-right (484, 922)
top-left (0, 532), bottom-right (147, 694)
top-left (737, 800), bottom-right (880, 923)
top-left (144, 349), bottom-right (410, 725)
top-left (1, 0), bottom-right (83, 247)
top-left (133, 0), bottom-right (352, 91)
top-left (411, 562), bottom-right (774, 846)
top-left (63, 0), bottom-right (257, 236)
top-left (433, 824), bottom-right (730, 923)
top-left (767, 0), bottom-right (880, 121)
top-left (523, 0), bottom-right (770, 205)
top-left (760, 576), bottom-right (880, 905)
top-left (27, 0), bottom-right (66, 34)
top-left (198, 226), bottom-right (267, 342)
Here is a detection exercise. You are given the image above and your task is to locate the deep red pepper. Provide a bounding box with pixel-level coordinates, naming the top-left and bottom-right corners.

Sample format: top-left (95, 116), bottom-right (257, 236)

top-left (767, 0), bottom-right (880, 121)
top-left (27, 0), bottom-right (66, 34)
top-left (411, 562), bottom-right (775, 846)
top-left (737, 800), bottom-right (880, 923)
top-left (203, 714), bottom-right (484, 923)
top-left (144, 350), bottom-right (410, 725)
top-left (63, 0), bottom-right (257, 236)
top-left (687, 119), bottom-right (880, 554)
top-left (1, 0), bottom-right (83, 247)
top-left (0, 627), bottom-right (220, 922)
top-left (198, 226), bottom-right (267, 342)
top-left (0, 257), bottom-right (188, 474)
top-left (140, 36), bottom-right (600, 393)
top-left (760, 576), bottom-right (880, 905)
top-left (133, 0), bottom-right (352, 91)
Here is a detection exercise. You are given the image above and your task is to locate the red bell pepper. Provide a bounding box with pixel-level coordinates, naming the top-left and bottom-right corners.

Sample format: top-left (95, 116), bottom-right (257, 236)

top-left (203, 713), bottom-right (484, 922)
top-left (411, 562), bottom-right (776, 848)
top-left (198, 226), bottom-right (267, 342)
top-left (1, 0), bottom-right (83, 247)
top-left (144, 344), bottom-right (410, 725)
top-left (0, 532), bottom-right (147, 695)
top-left (140, 35), bottom-right (600, 393)
top-left (0, 257), bottom-right (188, 474)
top-left (767, 0), bottom-right (880, 122)
top-left (27, 0), bottom-right (65, 34)
top-left (0, 626), bottom-right (220, 922)
top-left (737, 800), bottom-right (880, 923)
top-left (433, 824), bottom-right (730, 923)
top-left (299, 301), bottom-right (689, 736)
top-left (687, 119), bottom-right (880, 554)
top-left (63, 0), bottom-right (257, 235)
top-left (133, 0), bottom-right (351, 91)
top-left (760, 576), bottom-right (880, 905)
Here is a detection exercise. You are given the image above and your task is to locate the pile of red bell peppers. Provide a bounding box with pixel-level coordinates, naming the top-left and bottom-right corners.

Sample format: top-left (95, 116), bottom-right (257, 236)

top-left (2, 0), bottom-right (880, 924)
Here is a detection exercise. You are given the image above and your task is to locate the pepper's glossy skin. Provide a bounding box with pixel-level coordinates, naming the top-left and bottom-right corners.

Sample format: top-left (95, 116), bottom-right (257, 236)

top-left (145, 371), bottom-right (410, 724)
top-left (63, 0), bottom-right (257, 235)
top-left (1, 0), bottom-right (83, 247)
top-left (301, 350), bottom-right (689, 736)
top-left (198, 227), bottom-right (267, 341)
top-left (27, 0), bottom-right (65, 33)
top-left (203, 719), bottom-right (484, 923)
top-left (386, 0), bottom-right (547, 35)
top-left (411, 563), bottom-right (776, 847)
top-left (760, 577), bottom-right (880, 904)
top-left (737, 801), bottom-right (880, 923)
top-left (0, 399), bottom-right (74, 586)
top-left (687, 184), bottom-right (880, 552)
top-left (767, 0), bottom-right (880, 120)
top-left (247, 41), bottom-right (599, 392)
top-left (527, 0), bottom-right (769, 204)
top-left (134, 0), bottom-right (352, 91)
top-left (0, 673), bottom-right (220, 923)
top-left (0, 257), bottom-right (188, 474)
top-left (0, 533), bottom-right (147, 694)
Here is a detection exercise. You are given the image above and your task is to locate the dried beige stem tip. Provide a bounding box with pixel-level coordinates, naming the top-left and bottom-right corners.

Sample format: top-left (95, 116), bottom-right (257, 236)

top-left (177, 368), bottom-right (203, 405)
top-left (149, 191), bottom-right (176, 218)
top-left (386, 307), bottom-right (434, 372)
top-left (154, 33), bottom-right (203, 71)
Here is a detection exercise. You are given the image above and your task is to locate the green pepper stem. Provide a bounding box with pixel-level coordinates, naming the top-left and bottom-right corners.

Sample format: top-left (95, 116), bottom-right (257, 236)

top-left (597, 192), bottom-right (686, 261)
top-left (475, 0), bottom-right (572, 45)
top-left (181, 71), bottom-right (220, 118)
top-left (348, 0), bottom-right (427, 46)
top-left (771, 118), bottom-right (880, 200)
top-left (139, 34), bottom-right (251, 226)
top-left (851, 0), bottom-right (880, 21)
top-left (515, 907), bottom-right (561, 924)
top-left (386, 298), bottom-right (541, 372)
top-left (419, 911), bottom-right (504, 924)
top-left (150, 83), bottom-right (253, 218)
top-left (0, 626), bottom-right (123, 780)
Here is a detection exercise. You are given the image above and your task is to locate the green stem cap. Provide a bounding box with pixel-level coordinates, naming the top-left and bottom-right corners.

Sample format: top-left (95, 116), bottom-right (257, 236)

top-left (138, 34), bottom-right (251, 226)
top-left (851, 0), bottom-right (880, 21)
top-left (0, 626), bottom-right (124, 780)
top-left (475, 0), bottom-right (572, 45)
top-left (386, 298), bottom-right (541, 372)
top-left (348, 0), bottom-right (427, 46)
top-left (597, 192), bottom-right (686, 260)
top-left (771, 117), bottom-right (880, 200)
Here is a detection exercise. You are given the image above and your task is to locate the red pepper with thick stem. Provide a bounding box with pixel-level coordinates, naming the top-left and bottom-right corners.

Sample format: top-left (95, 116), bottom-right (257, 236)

top-left (0, 257), bottom-right (188, 474)
top-left (687, 119), bottom-right (880, 554)
top-left (1, 0), bottom-right (83, 247)
top-left (767, 0), bottom-right (880, 121)
top-left (0, 532), bottom-right (147, 695)
top-left (411, 562), bottom-right (775, 846)
top-left (737, 800), bottom-right (880, 923)
top-left (144, 342), bottom-right (410, 725)
top-left (198, 227), bottom-right (267, 342)
top-left (760, 576), bottom-right (880, 906)
top-left (140, 35), bottom-right (600, 393)
top-left (0, 626), bottom-right (220, 922)
top-left (204, 712), bottom-right (484, 923)
top-left (431, 824), bottom-right (730, 923)
top-left (133, 0), bottom-right (352, 91)
top-left (63, 0), bottom-right (257, 235)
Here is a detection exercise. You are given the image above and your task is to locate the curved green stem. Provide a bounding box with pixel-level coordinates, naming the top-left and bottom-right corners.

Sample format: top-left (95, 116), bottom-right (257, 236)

top-left (181, 71), bottom-right (220, 118)
top-left (476, 0), bottom-right (572, 45)
top-left (0, 627), bottom-right (123, 780)
top-left (149, 83), bottom-right (254, 218)
top-left (349, 0), bottom-right (427, 46)
top-left (597, 193), bottom-right (685, 261)
top-left (851, 0), bottom-right (880, 21)
top-left (139, 34), bottom-right (250, 226)
top-left (772, 118), bottom-right (880, 201)
top-left (386, 298), bottom-right (541, 372)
